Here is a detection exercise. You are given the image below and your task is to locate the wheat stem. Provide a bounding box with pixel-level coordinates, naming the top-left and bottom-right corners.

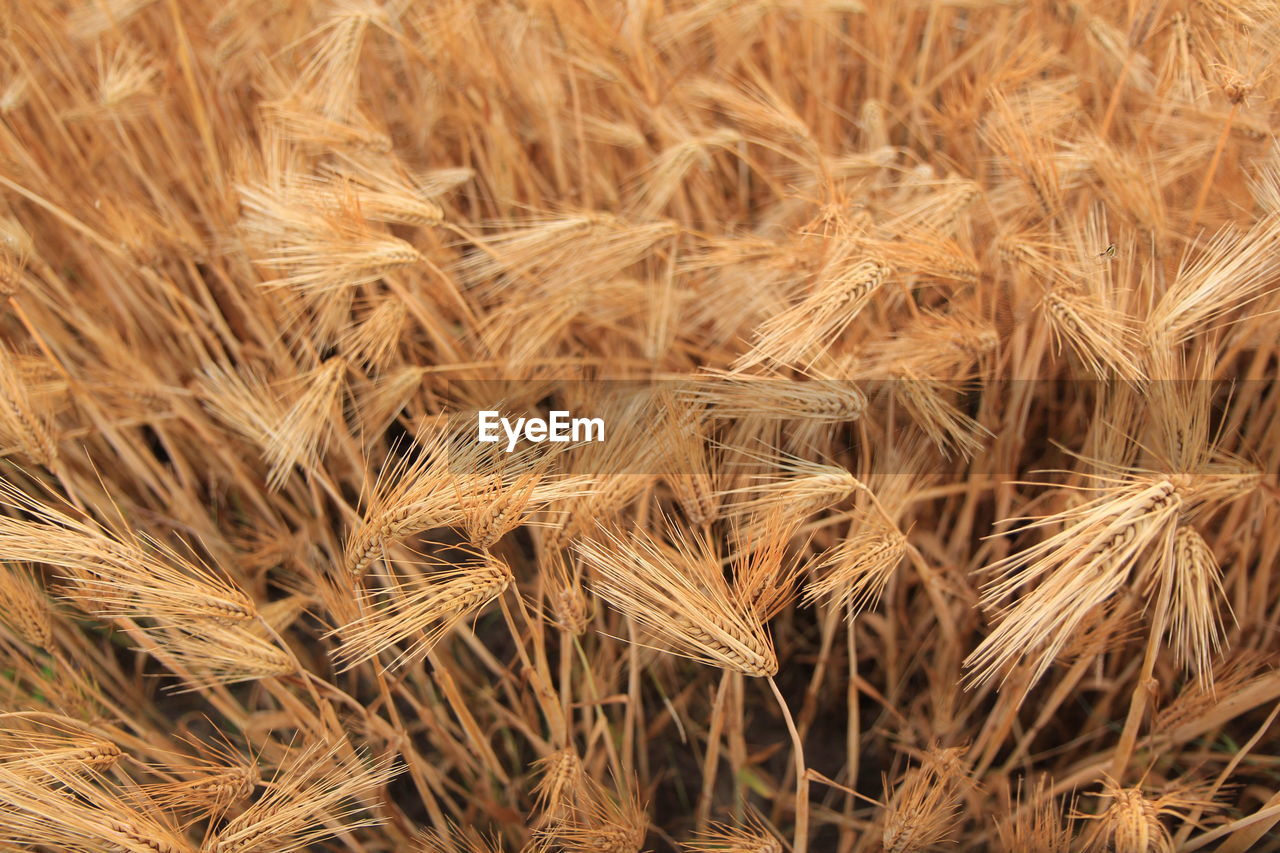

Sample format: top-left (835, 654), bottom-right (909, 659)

top-left (768, 675), bottom-right (808, 853)
top-left (1110, 570), bottom-right (1173, 782)
top-left (1187, 103), bottom-right (1239, 237)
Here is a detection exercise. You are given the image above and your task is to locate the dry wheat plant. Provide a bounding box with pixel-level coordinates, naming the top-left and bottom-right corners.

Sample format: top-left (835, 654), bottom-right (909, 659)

top-left (2, 0), bottom-right (1280, 851)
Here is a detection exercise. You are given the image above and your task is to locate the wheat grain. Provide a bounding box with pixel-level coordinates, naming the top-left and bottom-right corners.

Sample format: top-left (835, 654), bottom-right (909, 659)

top-left (330, 554), bottom-right (513, 670)
top-left (578, 522), bottom-right (778, 677)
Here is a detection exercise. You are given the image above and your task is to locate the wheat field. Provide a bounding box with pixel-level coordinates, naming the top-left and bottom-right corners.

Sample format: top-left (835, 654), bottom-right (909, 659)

top-left (1, 1), bottom-right (1279, 851)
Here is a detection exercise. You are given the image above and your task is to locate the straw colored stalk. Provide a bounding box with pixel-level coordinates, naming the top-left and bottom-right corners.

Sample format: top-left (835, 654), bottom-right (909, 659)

top-left (264, 137), bottom-right (448, 226)
top-left (882, 175), bottom-right (982, 234)
top-left (138, 733), bottom-right (260, 819)
top-left (1145, 213), bottom-right (1280, 349)
top-left (291, 174), bottom-right (444, 227)
top-left (455, 213), bottom-right (679, 300)
top-left (293, 5), bottom-right (386, 122)
top-left (729, 506), bottom-right (807, 622)
top-left (539, 402), bottom-right (663, 549)
top-left (259, 98), bottom-right (393, 152)
top-left (345, 430), bottom-right (589, 576)
top-left (318, 154), bottom-right (464, 223)
top-left (631, 128), bottom-right (744, 218)
top-left (199, 356), bottom-right (348, 490)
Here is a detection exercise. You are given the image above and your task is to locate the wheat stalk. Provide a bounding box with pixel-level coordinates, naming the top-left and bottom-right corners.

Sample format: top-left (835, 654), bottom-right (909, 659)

top-left (0, 2), bottom-right (1278, 849)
